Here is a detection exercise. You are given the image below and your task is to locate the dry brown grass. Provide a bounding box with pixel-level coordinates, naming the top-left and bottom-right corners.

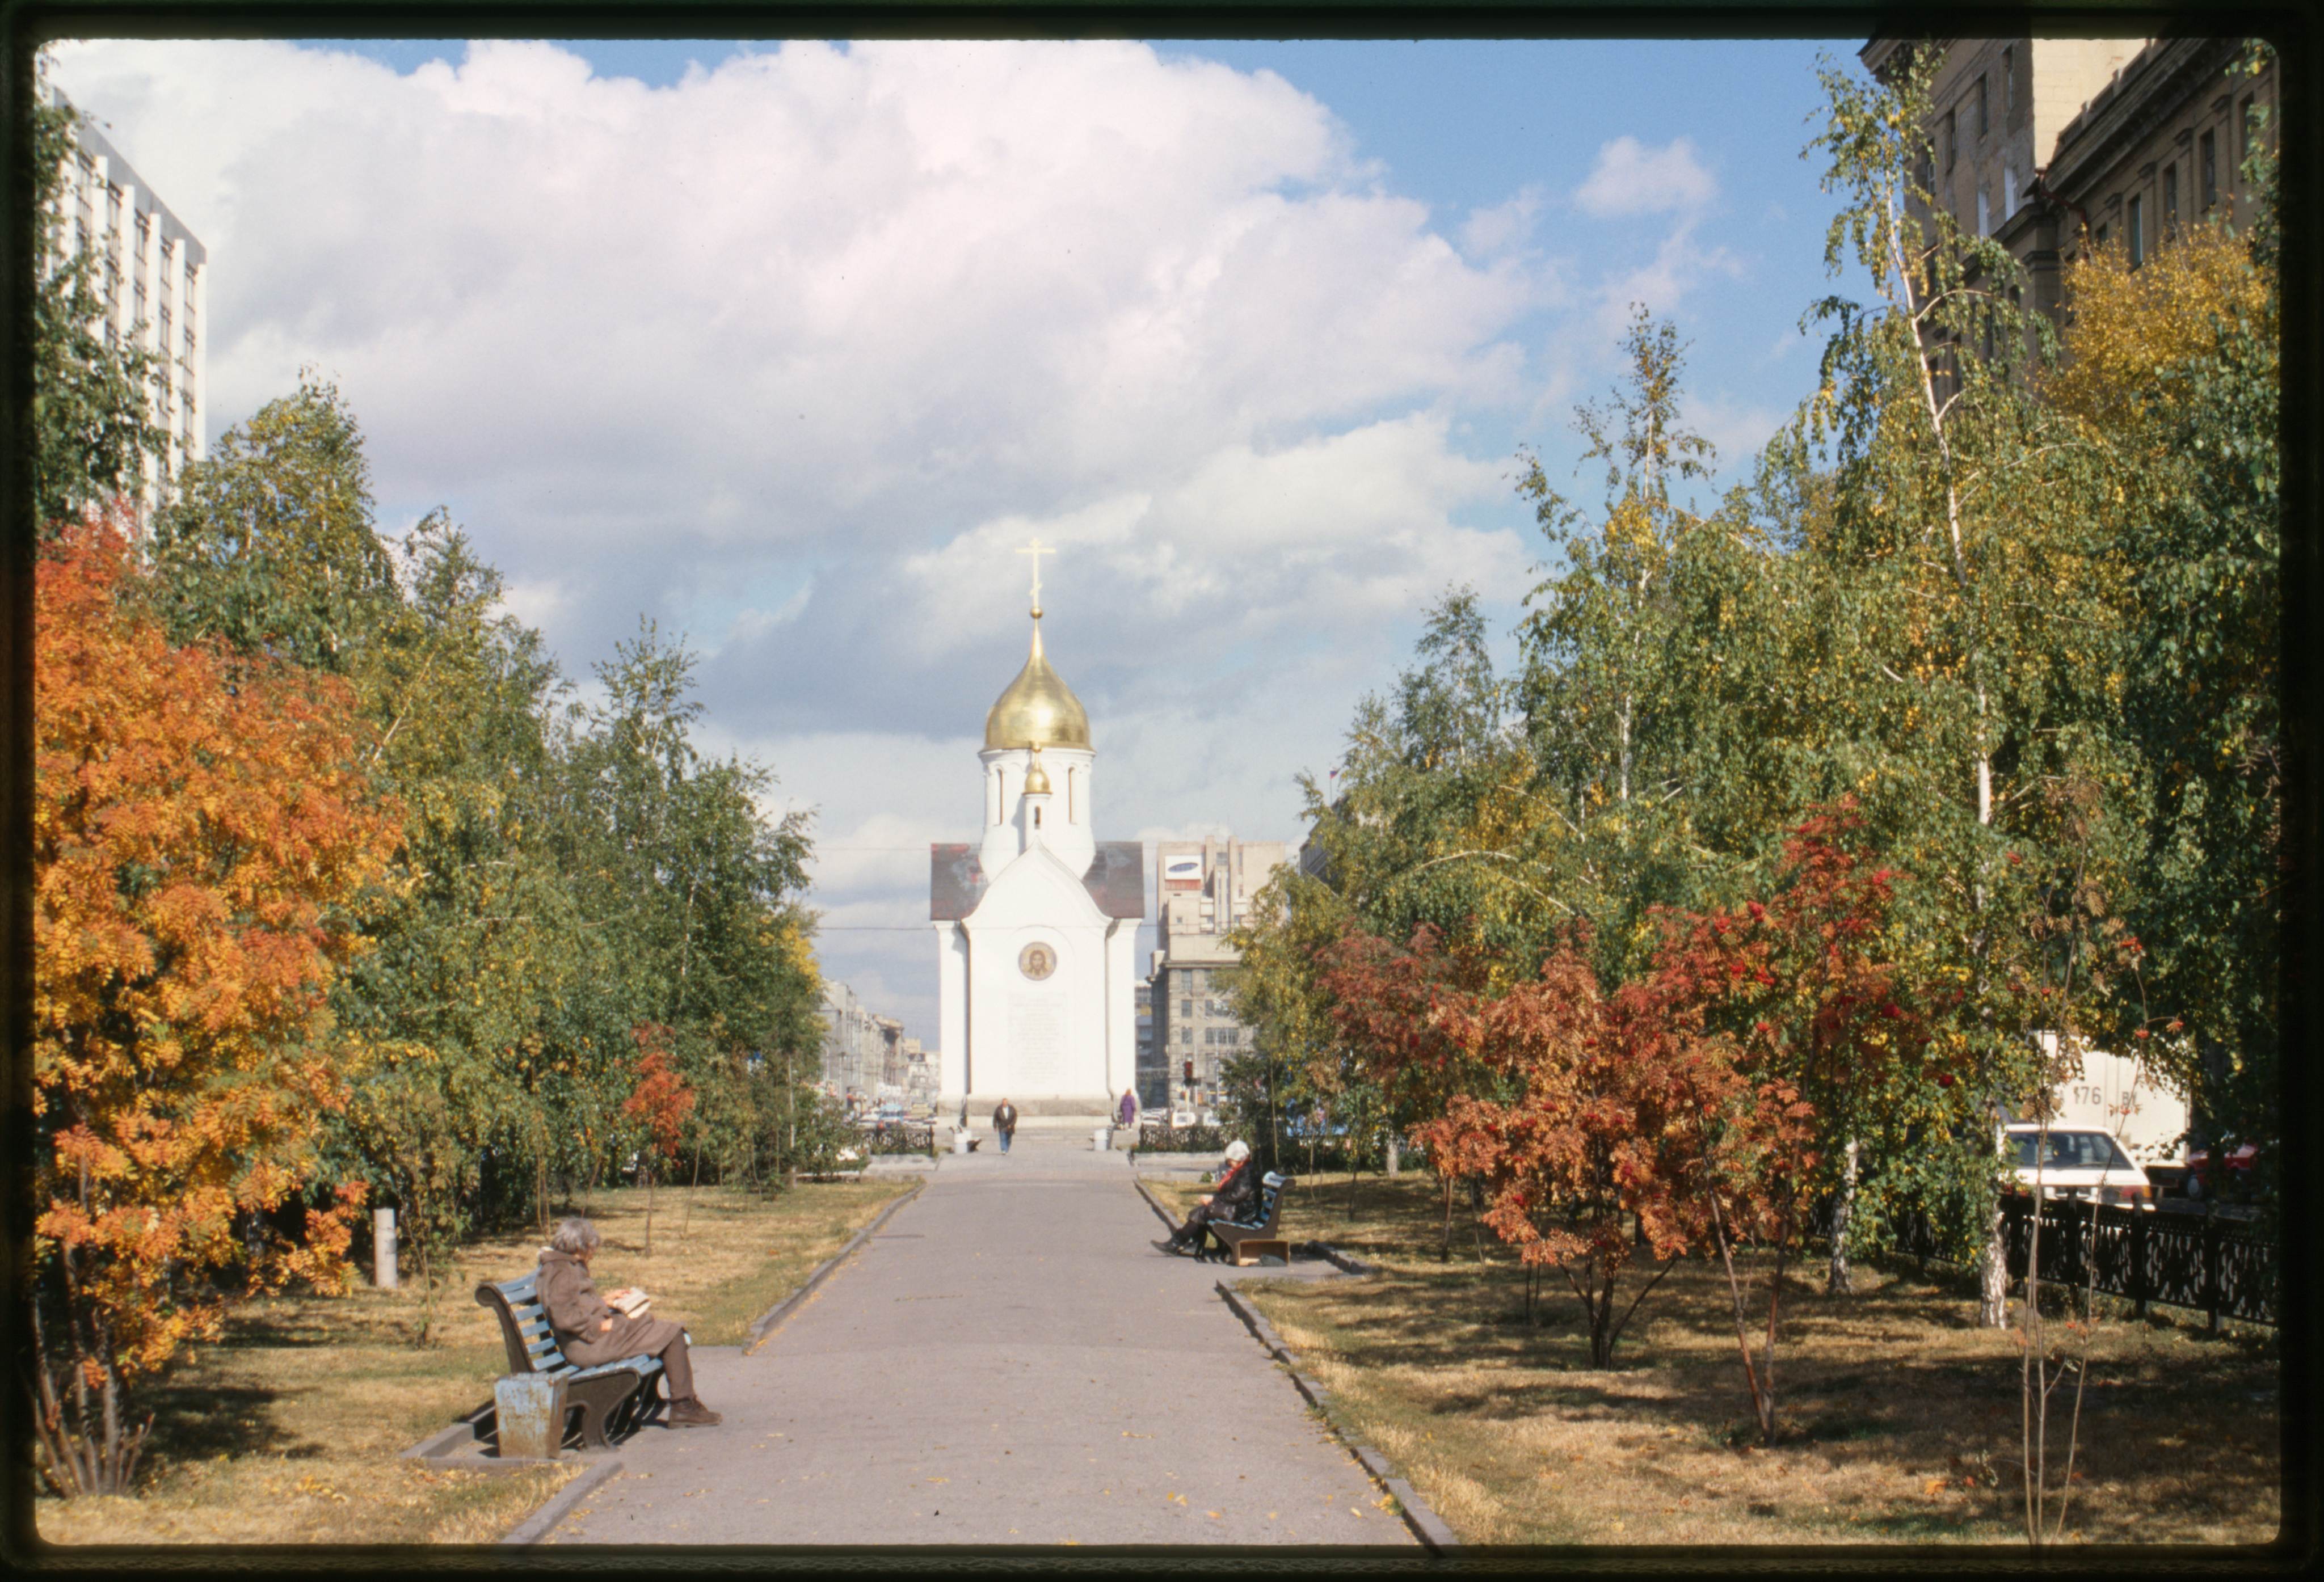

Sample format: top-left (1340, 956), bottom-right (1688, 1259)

top-left (34, 1180), bottom-right (910, 1546)
top-left (1216, 1174), bottom-right (2279, 1547)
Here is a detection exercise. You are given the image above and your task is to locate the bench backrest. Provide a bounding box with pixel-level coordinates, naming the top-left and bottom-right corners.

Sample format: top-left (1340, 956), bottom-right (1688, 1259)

top-left (475, 1272), bottom-right (573, 1377)
top-left (1224, 1172), bottom-right (1292, 1233)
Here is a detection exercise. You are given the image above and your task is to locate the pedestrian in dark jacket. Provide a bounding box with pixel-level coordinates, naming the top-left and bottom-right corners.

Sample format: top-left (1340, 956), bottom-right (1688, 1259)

top-left (993, 1099), bottom-right (1018, 1154)
top-left (1155, 1140), bottom-right (1260, 1255)
top-left (538, 1217), bottom-right (720, 1427)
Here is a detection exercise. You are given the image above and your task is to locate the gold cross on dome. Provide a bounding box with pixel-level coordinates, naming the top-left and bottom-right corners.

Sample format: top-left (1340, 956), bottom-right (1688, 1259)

top-left (1015, 536), bottom-right (1055, 615)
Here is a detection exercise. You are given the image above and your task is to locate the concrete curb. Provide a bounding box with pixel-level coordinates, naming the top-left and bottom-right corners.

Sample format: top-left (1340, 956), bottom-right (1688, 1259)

top-left (1302, 1241), bottom-right (1376, 1276)
top-left (402, 1400), bottom-right (494, 1461)
top-left (498, 1456), bottom-right (625, 1545)
top-left (1214, 1279), bottom-right (1461, 1556)
top-left (1132, 1176), bottom-right (1182, 1230)
top-left (746, 1177), bottom-right (925, 1347)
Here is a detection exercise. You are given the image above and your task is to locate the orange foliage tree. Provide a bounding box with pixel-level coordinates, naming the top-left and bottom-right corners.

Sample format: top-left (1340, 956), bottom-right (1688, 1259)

top-left (1649, 808), bottom-right (1936, 1443)
top-left (621, 1022), bottom-right (696, 1255)
top-left (31, 518), bottom-right (400, 1494)
top-left (1402, 933), bottom-right (1732, 1367)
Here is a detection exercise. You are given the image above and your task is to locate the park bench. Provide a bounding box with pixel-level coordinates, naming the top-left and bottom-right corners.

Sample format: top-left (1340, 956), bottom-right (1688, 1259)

top-left (474, 1272), bottom-right (667, 1449)
top-left (1203, 1172), bottom-right (1294, 1267)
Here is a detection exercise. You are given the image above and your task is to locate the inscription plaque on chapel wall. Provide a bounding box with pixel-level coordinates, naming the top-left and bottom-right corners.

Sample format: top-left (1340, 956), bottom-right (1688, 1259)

top-left (1007, 995), bottom-right (1067, 1090)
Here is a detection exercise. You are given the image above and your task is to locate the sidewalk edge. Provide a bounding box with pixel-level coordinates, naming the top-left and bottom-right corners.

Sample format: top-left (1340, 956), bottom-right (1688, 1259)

top-left (498, 1456), bottom-right (623, 1546)
top-left (1213, 1279), bottom-right (1462, 1556)
top-left (746, 1178), bottom-right (925, 1348)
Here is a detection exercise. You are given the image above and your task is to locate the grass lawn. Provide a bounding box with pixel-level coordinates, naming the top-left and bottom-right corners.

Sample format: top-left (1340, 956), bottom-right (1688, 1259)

top-left (1157, 1172), bottom-right (2279, 1547)
top-left (35, 1179), bottom-right (911, 1546)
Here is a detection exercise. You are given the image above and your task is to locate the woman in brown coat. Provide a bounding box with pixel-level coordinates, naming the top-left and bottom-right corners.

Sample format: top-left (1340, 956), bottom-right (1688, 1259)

top-left (537, 1217), bottom-right (721, 1427)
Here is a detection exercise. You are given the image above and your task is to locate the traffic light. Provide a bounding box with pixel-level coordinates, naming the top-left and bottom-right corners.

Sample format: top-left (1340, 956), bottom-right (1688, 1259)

top-left (1183, 1059), bottom-right (1194, 1082)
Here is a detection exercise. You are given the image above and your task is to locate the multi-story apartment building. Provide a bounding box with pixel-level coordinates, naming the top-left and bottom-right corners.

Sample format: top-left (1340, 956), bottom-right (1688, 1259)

top-left (45, 87), bottom-right (207, 511)
top-left (1145, 836), bottom-right (1291, 1117)
top-left (1864, 35), bottom-right (2276, 322)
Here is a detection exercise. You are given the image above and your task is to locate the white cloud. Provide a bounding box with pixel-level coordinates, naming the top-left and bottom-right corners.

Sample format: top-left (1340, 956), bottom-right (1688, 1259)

top-left (1573, 134), bottom-right (1717, 218)
top-left (48, 37), bottom-right (1568, 1044)
top-left (1591, 218), bottom-right (1745, 338)
top-left (1683, 393), bottom-right (1788, 475)
top-left (1460, 185), bottom-right (1544, 258)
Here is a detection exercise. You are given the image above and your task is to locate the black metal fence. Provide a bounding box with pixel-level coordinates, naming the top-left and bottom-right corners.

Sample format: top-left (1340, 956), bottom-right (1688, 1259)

top-left (1868, 1197), bottom-right (2276, 1329)
top-left (856, 1119), bottom-right (937, 1155)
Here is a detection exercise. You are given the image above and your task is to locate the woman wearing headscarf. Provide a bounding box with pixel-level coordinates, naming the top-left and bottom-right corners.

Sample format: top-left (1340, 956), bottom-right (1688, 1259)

top-left (1153, 1139), bottom-right (1260, 1255)
top-left (537, 1217), bottom-right (721, 1427)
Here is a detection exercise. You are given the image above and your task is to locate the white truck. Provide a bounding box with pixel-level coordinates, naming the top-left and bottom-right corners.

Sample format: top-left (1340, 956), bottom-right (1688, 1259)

top-left (2015, 1036), bottom-right (2193, 1196)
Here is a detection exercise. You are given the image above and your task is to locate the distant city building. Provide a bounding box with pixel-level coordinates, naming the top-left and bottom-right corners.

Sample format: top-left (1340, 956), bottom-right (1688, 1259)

top-left (43, 86), bottom-right (207, 513)
top-left (1862, 35), bottom-right (2276, 325)
top-left (819, 982), bottom-right (915, 1105)
top-left (899, 1035), bottom-right (935, 1104)
top-left (1134, 981), bottom-right (1159, 1112)
top-left (1146, 836), bottom-right (1291, 1117)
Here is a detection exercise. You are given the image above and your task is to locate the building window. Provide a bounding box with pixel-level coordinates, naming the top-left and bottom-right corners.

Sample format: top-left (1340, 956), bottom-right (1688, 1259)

top-left (2002, 47), bottom-right (2015, 115)
top-left (2094, 223), bottom-right (2108, 250)
top-left (1975, 74), bottom-right (1989, 138)
top-left (2200, 129), bottom-right (2217, 208)
top-left (1180, 999), bottom-right (1193, 1019)
top-left (1181, 1028), bottom-right (1193, 1045)
top-left (2128, 193), bottom-right (2145, 267)
top-left (2163, 163), bottom-right (2179, 233)
top-left (1943, 108), bottom-right (1956, 172)
top-left (1976, 186), bottom-right (1989, 237)
top-left (135, 212), bottom-right (150, 256)
top-left (2240, 95), bottom-right (2257, 163)
top-left (2003, 164), bottom-right (2017, 217)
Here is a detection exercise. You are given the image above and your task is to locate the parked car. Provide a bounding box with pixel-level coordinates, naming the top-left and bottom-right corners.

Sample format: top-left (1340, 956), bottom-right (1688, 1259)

top-left (2021, 1039), bottom-right (2192, 1196)
top-left (2184, 1140), bottom-right (2260, 1201)
top-left (2005, 1124), bottom-right (2154, 1208)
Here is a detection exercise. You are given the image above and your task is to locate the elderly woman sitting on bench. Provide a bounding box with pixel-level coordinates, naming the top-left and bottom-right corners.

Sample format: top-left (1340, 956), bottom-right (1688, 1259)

top-left (538, 1217), bottom-right (721, 1427)
top-left (1153, 1139), bottom-right (1260, 1256)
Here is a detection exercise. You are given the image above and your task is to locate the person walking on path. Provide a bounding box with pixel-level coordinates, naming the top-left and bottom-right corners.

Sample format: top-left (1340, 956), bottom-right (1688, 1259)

top-left (1154, 1140), bottom-right (1260, 1256)
top-left (1117, 1087), bottom-right (1139, 1130)
top-left (993, 1098), bottom-right (1019, 1154)
top-left (538, 1217), bottom-right (722, 1427)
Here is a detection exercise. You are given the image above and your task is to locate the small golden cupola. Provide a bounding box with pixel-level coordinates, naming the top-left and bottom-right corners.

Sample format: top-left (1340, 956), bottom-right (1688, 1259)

top-left (1022, 745), bottom-right (1052, 796)
top-left (983, 610), bottom-right (1091, 752)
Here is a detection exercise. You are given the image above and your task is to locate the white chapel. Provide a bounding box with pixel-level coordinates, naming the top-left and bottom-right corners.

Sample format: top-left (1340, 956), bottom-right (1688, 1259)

top-left (929, 547), bottom-right (1144, 1118)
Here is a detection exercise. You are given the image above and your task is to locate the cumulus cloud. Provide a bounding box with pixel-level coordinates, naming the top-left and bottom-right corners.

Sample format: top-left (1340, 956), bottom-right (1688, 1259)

top-left (48, 36), bottom-right (1576, 1040)
top-left (1460, 185), bottom-right (1545, 258)
top-left (1590, 219), bottom-right (1745, 338)
top-left (1573, 134), bottom-right (1717, 218)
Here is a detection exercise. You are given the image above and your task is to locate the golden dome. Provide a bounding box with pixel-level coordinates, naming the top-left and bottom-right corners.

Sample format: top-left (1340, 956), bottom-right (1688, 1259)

top-left (983, 614), bottom-right (1091, 752)
top-left (1022, 746), bottom-right (1052, 796)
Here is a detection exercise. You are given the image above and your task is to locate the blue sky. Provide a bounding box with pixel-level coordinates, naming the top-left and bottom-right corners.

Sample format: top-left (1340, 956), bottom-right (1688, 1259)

top-left (55, 35), bottom-right (1874, 1042)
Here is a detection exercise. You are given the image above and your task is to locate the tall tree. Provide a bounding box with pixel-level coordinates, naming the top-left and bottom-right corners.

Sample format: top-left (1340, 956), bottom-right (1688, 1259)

top-left (31, 519), bottom-right (398, 1492)
top-left (146, 377), bottom-right (396, 672)
top-left (1800, 45), bottom-right (2131, 1323)
top-left (2041, 188), bottom-right (2280, 1214)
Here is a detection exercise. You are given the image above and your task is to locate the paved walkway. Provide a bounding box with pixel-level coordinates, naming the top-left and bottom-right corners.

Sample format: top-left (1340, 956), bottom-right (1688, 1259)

top-left (544, 1132), bottom-right (1412, 1546)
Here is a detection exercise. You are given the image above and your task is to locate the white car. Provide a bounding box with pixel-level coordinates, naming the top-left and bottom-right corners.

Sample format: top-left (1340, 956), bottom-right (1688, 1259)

top-left (2005, 1124), bottom-right (2154, 1208)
